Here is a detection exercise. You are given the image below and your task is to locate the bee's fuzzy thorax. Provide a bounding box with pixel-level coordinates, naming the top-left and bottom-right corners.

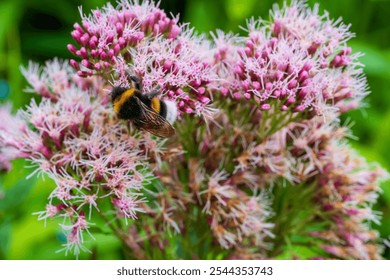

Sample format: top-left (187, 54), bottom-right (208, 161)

top-left (111, 86), bottom-right (128, 102)
top-left (113, 88), bottom-right (136, 114)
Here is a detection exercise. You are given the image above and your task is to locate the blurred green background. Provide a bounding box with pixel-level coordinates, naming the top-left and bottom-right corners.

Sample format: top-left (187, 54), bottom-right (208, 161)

top-left (0, 0), bottom-right (389, 259)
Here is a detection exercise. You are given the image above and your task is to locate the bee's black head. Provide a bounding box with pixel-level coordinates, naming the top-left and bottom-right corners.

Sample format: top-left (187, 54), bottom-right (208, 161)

top-left (111, 86), bottom-right (128, 103)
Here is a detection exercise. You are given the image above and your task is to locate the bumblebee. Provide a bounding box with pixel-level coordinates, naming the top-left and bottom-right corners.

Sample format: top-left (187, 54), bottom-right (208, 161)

top-left (111, 71), bottom-right (177, 138)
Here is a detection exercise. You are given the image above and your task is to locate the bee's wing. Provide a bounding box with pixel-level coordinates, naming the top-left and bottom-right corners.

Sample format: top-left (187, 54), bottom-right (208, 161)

top-left (133, 97), bottom-right (175, 138)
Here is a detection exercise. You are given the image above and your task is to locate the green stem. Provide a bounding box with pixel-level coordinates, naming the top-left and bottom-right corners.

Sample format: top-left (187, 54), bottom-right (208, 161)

top-left (96, 210), bottom-right (124, 242)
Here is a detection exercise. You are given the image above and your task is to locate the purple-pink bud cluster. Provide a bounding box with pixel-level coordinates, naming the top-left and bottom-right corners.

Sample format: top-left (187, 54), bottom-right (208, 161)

top-left (68, 1), bottom-right (181, 77)
top-left (211, 1), bottom-right (367, 117)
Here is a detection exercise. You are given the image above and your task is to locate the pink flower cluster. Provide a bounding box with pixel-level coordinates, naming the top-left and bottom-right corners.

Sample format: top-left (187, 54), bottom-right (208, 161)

top-left (68, 0), bottom-right (181, 77)
top-left (3, 59), bottom-right (162, 256)
top-left (0, 0), bottom-right (387, 260)
top-left (68, 0), bottom-right (215, 117)
top-left (124, 31), bottom-right (215, 117)
top-left (187, 100), bottom-right (386, 258)
top-left (201, 170), bottom-right (274, 249)
top-left (153, 143), bottom-right (274, 256)
top-left (245, 115), bottom-right (386, 259)
top-left (315, 142), bottom-right (385, 259)
top-left (212, 1), bottom-right (367, 116)
top-left (0, 104), bottom-right (28, 171)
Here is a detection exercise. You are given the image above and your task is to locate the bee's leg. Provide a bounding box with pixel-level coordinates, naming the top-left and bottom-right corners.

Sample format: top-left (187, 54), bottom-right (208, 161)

top-left (125, 70), bottom-right (142, 91)
top-left (145, 86), bottom-right (161, 99)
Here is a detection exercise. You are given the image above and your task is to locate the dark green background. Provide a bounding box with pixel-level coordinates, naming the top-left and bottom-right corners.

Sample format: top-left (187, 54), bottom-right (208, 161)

top-left (0, 0), bottom-right (389, 259)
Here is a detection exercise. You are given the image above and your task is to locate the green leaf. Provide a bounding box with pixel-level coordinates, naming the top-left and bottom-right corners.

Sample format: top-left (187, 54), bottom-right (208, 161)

top-left (349, 41), bottom-right (390, 78)
top-left (0, 1), bottom-right (21, 46)
top-left (0, 220), bottom-right (11, 259)
top-left (21, 31), bottom-right (75, 59)
top-left (275, 244), bottom-right (320, 260)
top-left (373, 111), bottom-right (390, 160)
top-left (225, 0), bottom-right (257, 21)
top-left (0, 176), bottom-right (36, 212)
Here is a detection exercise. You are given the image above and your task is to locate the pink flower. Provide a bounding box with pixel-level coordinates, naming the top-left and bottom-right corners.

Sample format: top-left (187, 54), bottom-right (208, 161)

top-left (68, 0), bottom-right (180, 77)
top-left (112, 195), bottom-right (147, 222)
top-left (258, 112), bottom-right (387, 259)
top-left (0, 104), bottom-right (28, 171)
top-left (58, 213), bottom-right (94, 257)
top-left (1, 59), bottom-right (160, 256)
top-left (212, 0), bottom-right (368, 119)
top-left (69, 0), bottom-right (216, 118)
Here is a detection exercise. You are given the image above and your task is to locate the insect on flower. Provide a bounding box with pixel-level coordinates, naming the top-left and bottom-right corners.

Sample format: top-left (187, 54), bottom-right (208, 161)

top-left (111, 71), bottom-right (177, 138)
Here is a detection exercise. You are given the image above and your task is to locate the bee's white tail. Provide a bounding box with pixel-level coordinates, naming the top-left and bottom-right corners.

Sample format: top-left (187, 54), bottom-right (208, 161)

top-left (164, 100), bottom-right (178, 125)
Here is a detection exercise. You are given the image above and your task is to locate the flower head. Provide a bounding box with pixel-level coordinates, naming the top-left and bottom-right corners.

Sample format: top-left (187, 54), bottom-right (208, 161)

top-left (69, 0), bottom-right (217, 118)
top-left (212, 0), bottom-right (368, 118)
top-left (68, 0), bottom-right (181, 77)
top-left (0, 104), bottom-right (28, 171)
top-left (2, 59), bottom-right (159, 256)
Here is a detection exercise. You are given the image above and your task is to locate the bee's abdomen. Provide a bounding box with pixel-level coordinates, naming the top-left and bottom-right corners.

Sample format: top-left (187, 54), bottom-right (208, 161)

top-left (160, 100), bottom-right (177, 125)
top-left (159, 100), bottom-right (167, 118)
top-left (151, 97), bottom-right (170, 122)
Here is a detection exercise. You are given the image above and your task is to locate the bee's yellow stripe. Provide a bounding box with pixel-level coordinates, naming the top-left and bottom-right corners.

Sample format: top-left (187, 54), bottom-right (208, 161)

top-left (151, 97), bottom-right (160, 113)
top-left (113, 88), bottom-right (135, 114)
